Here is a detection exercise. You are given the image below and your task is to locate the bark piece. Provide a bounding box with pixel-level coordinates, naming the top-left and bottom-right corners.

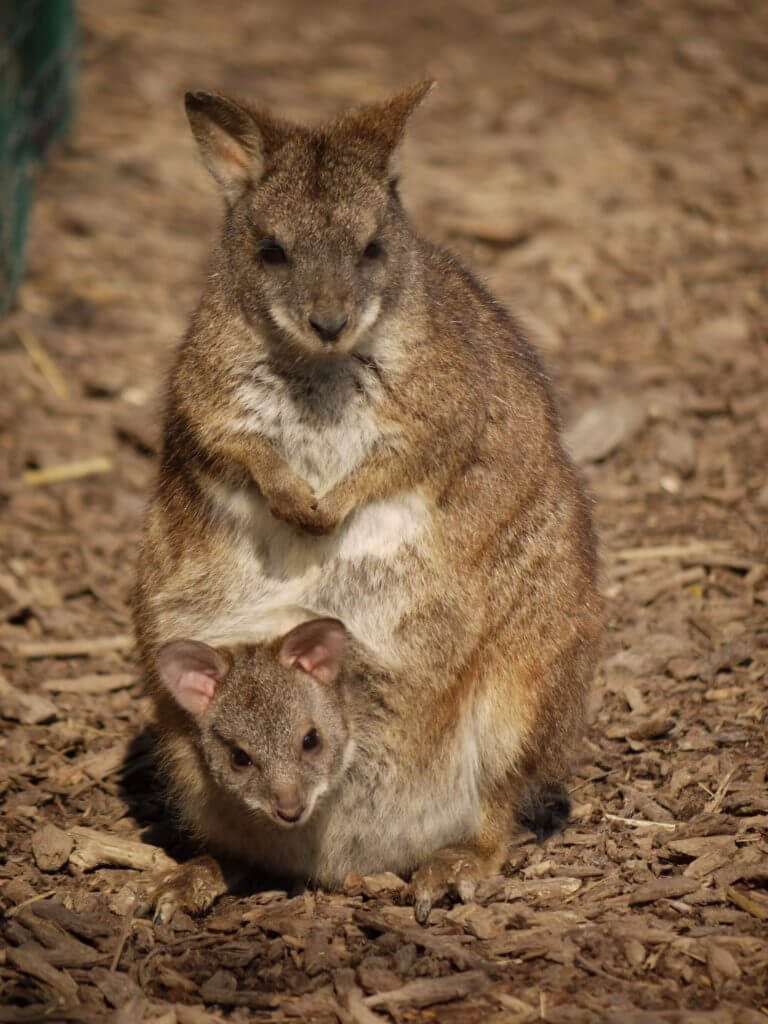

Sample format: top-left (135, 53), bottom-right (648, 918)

top-left (0, 675), bottom-right (57, 724)
top-left (565, 396), bottom-right (647, 463)
top-left (31, 824), bottom-right (74, 872)
top-left (67, 826), bottom-right (177, 873)
top-left (6, 944), bottom-right (79, 1004)
top-left (360, 872), bottom-right (407, 898)
top-left (364, 970), bottom-right (488, 1009)
top-left (628, 876), bottom-right (699, 905)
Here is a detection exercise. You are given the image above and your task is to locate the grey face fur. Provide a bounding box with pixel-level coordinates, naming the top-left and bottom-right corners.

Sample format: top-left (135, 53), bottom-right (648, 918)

top-left (185, 84), bottom-right (432, 358)
top-left (156, 623), bottom-right (351, 828)
top-left (228, 166), bottom-right (401, 357)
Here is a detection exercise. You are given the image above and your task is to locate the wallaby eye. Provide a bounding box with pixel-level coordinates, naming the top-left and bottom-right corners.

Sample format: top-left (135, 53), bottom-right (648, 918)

top-left (230, 746), bottom-right (253, 769)
top-left (362, 239), bottom-right (383, 261)
top-left (259, 240), bottom-right (288, 265)
top-left (302, 728), bottom-right (320, 752)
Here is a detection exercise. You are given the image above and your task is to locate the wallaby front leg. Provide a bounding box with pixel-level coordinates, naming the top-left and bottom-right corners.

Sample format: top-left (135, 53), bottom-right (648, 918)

top-left (315, 445), bottom-right (430, 532)
top-left (139, 854), bottom-right (234, 924)
top-left (409, 809), bottom-right (511, 925)
top-left (210, 434), bottom-right (325, 531)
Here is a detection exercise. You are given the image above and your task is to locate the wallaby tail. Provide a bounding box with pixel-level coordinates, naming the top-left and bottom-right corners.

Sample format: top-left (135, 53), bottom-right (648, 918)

top-left (516, 780), bottom-right (571, 842)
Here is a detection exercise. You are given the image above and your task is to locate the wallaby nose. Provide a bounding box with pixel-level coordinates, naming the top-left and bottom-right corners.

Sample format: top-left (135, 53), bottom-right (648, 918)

top-left (308, 313), bottom-right (348, 343)
top-left (272, 786), bottom-right (305, 823)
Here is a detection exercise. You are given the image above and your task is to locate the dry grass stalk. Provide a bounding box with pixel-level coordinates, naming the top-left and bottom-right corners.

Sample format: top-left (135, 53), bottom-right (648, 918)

top-left (17, 329), bottom-right (71, 399)
top-left (22, 456), bottom-right (114, 487)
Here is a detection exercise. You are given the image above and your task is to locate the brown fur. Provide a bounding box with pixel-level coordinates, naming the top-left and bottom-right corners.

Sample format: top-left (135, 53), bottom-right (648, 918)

top-left (133, 81), bottom-right (602, 918)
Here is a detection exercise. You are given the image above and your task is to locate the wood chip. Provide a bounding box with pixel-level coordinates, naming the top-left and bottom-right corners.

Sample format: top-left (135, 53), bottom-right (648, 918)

top-left (343, 989), bottom-right (385, 1024)
top-left (6, 945), bottom-right (79, 1004)
top-left (478, 876), bottom-right (583, 902)
top-left (605, 813), bottom-right (676, 831)
top-left (565, 396), bottom-right (647, 463)
top-left (364, 970), bottom-right (488, 1009)
top-left (3, 634), bottom-right (133, 659)
top-left (31, 824), bottom-right (74, 872)
top-left (629, 876), bottom-right (699, 905)
top-left (706, 943), bottom-right (742, 985)
top-left (76, 735), bottom-right (151, 781)
top-left (17, 328), bottom-right (71, 399)
top-left (67, 826), bottom-right (177, 873)
top-left (360, 872), bottom-right (407, 898)
top-left (192, 990), bottom-right (282, 1009)
top-left (724, 885), bottom-right (768, 921)
top-left (0, 675), bottom-right (57, 724)
top-left (175, 1006), bottom-right (229, 1024)
top-left (353, 909), bottom-right (489, 972)
top-left (614, 541), bottom-right (735, 562)
top-left (41, 673), bottom-right (136, 694)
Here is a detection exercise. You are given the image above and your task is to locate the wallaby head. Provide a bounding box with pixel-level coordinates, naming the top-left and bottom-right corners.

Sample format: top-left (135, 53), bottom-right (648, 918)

top-left (156, 619), bottom-right (351, 828)
top-left (185, 81), bottom-right (434, 357)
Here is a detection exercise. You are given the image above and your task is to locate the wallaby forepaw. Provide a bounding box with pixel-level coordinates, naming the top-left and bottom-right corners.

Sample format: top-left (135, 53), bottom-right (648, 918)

top-left (409, 849), bottom-right (485, 925)
top-left (139, 855), bottom-right (226, 923)
top-left (267, 489), bottom-right (341, 534)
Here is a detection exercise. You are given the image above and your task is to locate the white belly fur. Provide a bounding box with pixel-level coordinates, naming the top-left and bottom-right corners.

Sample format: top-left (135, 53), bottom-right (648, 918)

top-left (191, 476), bottom-right (431, 656)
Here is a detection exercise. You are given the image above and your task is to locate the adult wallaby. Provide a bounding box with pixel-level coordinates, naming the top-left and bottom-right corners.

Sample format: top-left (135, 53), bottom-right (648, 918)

top-left (133, 81), bottom-right (601, 922)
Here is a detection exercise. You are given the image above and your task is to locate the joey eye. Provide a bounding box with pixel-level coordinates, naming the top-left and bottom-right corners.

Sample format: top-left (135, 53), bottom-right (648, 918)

top-left (230, 746), bottom-right (254, 769)
top-left (302, 728), bottom-right (320, 752)
top-left (362, 239), bottom-right (383, 261)
top-left (259, 240), bottom-right (288, 265)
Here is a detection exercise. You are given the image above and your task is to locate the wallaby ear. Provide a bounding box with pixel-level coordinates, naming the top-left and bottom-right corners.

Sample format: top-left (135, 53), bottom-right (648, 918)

top-left (156, 640), bottom-right (231, 716)
top-left (185, 91), bottom-right (287, 200)
top-left (278, 618), bottom-right (347, 685)
top-left (333, 79), bottom-right (435, 176)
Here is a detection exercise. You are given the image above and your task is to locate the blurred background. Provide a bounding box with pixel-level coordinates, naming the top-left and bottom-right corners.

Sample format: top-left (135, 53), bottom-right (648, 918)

top-left (1, 1), bottom-right (767, 1018)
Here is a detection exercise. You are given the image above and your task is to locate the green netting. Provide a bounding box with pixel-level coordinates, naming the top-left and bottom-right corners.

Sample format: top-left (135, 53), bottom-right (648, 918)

top-left (0, 0), bottom-right (76, 316)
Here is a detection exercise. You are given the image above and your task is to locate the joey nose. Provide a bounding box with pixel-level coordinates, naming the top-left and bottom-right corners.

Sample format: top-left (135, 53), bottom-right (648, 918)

top-left (275, 801), bottom-right (305, 823)
top-left (272, 787), bottom-right (305, 823)
top-left (308, 313), bottom-right (348, 343)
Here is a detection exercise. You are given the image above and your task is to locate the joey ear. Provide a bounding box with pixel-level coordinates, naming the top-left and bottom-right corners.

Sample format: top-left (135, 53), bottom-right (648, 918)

top-left (333, 79), bottom-right (435, 176)
top-left (185, 91), bottom-right (288, 200)
top-left (278, 618), bottom-right (347, 685)
top-left (156, 640), bottom-right (231, 716)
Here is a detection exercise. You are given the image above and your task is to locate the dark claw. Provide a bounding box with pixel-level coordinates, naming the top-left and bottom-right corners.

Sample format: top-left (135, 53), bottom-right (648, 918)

top-left (414, 899), bottom-right (432, 925)
top-left (152, 905), bottom-right (167, 926)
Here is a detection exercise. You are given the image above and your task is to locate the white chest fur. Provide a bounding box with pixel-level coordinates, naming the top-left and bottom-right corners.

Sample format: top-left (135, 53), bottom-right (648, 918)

top-left (233, 373), bottom-right (383, 494)
top-left (176, 360), bottom-right (432, 655)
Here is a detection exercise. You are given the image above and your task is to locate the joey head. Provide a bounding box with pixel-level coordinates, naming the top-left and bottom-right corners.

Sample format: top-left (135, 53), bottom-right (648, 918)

top-left (156, 618), bottom-right (349, 829)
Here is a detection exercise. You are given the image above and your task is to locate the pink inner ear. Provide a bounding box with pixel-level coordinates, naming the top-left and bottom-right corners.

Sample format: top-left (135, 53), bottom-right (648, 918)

top-left (279, 619), bottom-right (346, 684)
top-left (156, 640), bottom-right (228, 716)
top-left (173, 672), bottom-right (217, 715)
top-left (294, 645), bottom-right (336, 683)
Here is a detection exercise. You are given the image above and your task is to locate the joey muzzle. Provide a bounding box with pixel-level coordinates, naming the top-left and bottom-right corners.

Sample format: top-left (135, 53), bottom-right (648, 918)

top-left (308, 312), bottom-right (348, 344)
top-left (271, 785), bottom-right (306, 824)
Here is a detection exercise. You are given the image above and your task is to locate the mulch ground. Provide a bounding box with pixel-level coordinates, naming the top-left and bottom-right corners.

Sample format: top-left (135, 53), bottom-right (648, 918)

top-left (1, 0), bottom-right (767, 1021)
